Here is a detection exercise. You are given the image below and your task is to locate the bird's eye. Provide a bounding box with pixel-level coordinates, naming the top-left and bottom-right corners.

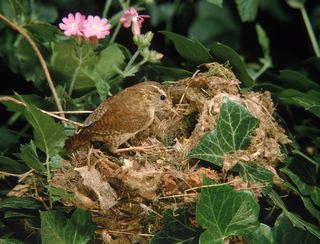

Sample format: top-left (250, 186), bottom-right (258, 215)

top-left (160, 95), bottom-right (166, 101)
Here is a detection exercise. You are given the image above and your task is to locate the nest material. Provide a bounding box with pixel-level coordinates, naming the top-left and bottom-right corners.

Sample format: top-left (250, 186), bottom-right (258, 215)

top-left (51, 63), bottom-right (288, 243)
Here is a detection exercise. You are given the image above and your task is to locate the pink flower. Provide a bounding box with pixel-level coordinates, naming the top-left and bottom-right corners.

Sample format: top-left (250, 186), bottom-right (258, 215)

top-left (59, 12), bottom-right (86, 36)
top-left (82, 15), bottom-right (112, 39)
top-left (120, 7), bottom-right (149, 36)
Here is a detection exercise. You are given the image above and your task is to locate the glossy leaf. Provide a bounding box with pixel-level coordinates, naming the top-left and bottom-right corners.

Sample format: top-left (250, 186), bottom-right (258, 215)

top-left (211, 42), bottom-right (254, 87)
top-left (189, 97), bottom-right (259, 167)
top-left (160, 31), bottom-right (213, 63)
top-left (244, 224), bottom-right (274, 244)
top-left (238, 163), bottom-right (273, 193)
top-left (197, 177), bottom-right (260, 243)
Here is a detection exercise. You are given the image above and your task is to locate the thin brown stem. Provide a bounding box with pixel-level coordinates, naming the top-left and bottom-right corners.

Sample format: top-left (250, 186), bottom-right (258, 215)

top-left (0, 14), bottom-right (66, 125)
top-left (0, 96), bottom-right (83, 127)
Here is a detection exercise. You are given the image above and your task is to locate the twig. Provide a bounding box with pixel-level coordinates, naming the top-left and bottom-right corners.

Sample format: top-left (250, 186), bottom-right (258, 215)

top-left (0, 169), bottom-right (33, 181)
top-left (0, 14), bottom-right (66, 125)
top-left (0, 96), bottom-right (83, 127)
top-left (50, 110), bottom-right (92, 114)
top-left (102, 230), bottom-right (154, 237)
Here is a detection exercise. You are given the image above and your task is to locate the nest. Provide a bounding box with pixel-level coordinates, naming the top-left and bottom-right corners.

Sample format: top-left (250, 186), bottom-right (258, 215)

top-left (51, 63), bottom-right (288, 243)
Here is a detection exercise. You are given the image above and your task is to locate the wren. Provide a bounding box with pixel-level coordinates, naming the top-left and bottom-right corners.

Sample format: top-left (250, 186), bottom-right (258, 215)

top-left (67, 81), bottom-right (173, 154)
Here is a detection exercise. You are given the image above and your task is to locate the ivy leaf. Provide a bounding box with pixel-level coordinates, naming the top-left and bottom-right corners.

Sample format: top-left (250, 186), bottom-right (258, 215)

top-left (277, 89), bottom-right (320, 117)
top-left (189, 97), bottom-right (259, 167)
top-left (40, 209), bottom-right (95, 244)
top-left (210, 42), bottom-right (254, 88)
top-left (151, 210), bottom-right (199, 243)
top-left (160, 31), bottom-right (213, 63)
top-left (244, 224), bottom-right (274, 244)
top-left (238, 163), bottom-right (273, 193)
top-left (197, 177), bottom-right (260, 243)
top-left (235, 0), bottom-right (259, 22)
top-left (272, 213), bottom-right (319, 243)
top-left (20, 141), bottom-right (45, 172)
top-left (281, 167), bottom-right (320, 220)
top-left (268, 190), bottom-right (320, 239)
top-left (23, 103), bottom-right (66, 157)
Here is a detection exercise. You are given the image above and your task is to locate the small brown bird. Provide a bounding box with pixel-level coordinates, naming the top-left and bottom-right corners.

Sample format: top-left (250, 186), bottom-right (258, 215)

top-left (68, 81), bottom-right (173, 154)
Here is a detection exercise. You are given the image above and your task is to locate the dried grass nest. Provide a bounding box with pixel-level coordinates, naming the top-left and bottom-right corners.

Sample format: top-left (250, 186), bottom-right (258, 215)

top-left (52, 63), bottom-right (289, 243)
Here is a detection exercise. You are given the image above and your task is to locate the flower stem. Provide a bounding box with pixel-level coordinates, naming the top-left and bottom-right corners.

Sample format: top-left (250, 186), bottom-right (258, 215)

top-left (0, 14), bottom-right (66, 125)
top-left (123, 49), bottom-right (140, 73)
top-left (301, 6), bottom-right (320, 57)
top-left (68, 48), bottom-right (83, 97)
top-left (102, 0), bottom-right (113, 18)
top-left (110, 23), bottom-right (121, 44)
top-left (252, 61), bottom-right (271, 80)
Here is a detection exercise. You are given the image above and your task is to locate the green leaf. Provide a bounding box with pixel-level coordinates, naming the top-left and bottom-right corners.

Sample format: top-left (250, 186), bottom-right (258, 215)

top-left (268, 190), bottom-right (320, 239)
top-left (24, 22), bottom-right (59, 42)
top-left (189, 97), bottom-right (259, 167)
top-left (0, 237), bottom-right (25, 244)
top-left (277, 89), bottom-right (320, 117)
top-left (278, 70), bottom-right (320, 92)
top-left (272, 213), bottom-right (319, 243)
top-left (23, 104), bottom-right (66, 157)
top-left (0, 197), bottom-right (42, 209)
top-left (0, 0), bottom-right (27, 20)
top-left (90, 44), bottom-right (125, 100)
top-left (244, 224), bottom-right (274, 244)
top-left (151, 210), bottom-right (199, 244)
top-left (14, 35), bottom-right (45, 85)
top-left (235, 0), bottom-right (259, 22)
top-left (160, 31), bottom-right (213, 63)
top-left (280, 167), bottom-right (320, 220)
top-left (50, 41), bottom-right (96, 92)
top-left (0, 127), bottom-right (18, 152)
top-left (238, 163), bottom-right (273, 193)
top-left (4, 210), bottom-right (35, 219)
top-left (286, 0), bottom-right (306, 9)
top-left (255, 24), bottom-right (272, 65)
top-left (40, 209), bottom-right (95, 244)
top-left (207, 0), bottom-right (224, 7)
top-left (197, 177), bottom-right (260, 243)
top-left (20, 141), bottom-right (45, 172)
top-left (0, 156), bottom-right (28, 174)
top-left (149, 65), bottom-right (192, 80)
top-left (211, 42), bottom-right (254, 87)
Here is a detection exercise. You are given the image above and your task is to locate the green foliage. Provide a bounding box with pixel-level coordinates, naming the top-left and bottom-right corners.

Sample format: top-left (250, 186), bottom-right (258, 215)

top-left (235, 0), bottom-right (259, 22)
top-left (189, 97), bottom-right (259, 166)
top-left (196, 177), bottom-right (260, 243)
top-left (160, 31), bottom-right (213, 63)
top-left (210, 42), bottom-right (255, 87)
top-left (1, 0), bottom-right (320, 242)
top-left (23, 103), bottom-right (66, 158)
top-left (40, 209), bottom-right (95, 244)
top-left (151, 210), bottom-right (199, 243)
top-left (20, 141), bottom-right (45, 172)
